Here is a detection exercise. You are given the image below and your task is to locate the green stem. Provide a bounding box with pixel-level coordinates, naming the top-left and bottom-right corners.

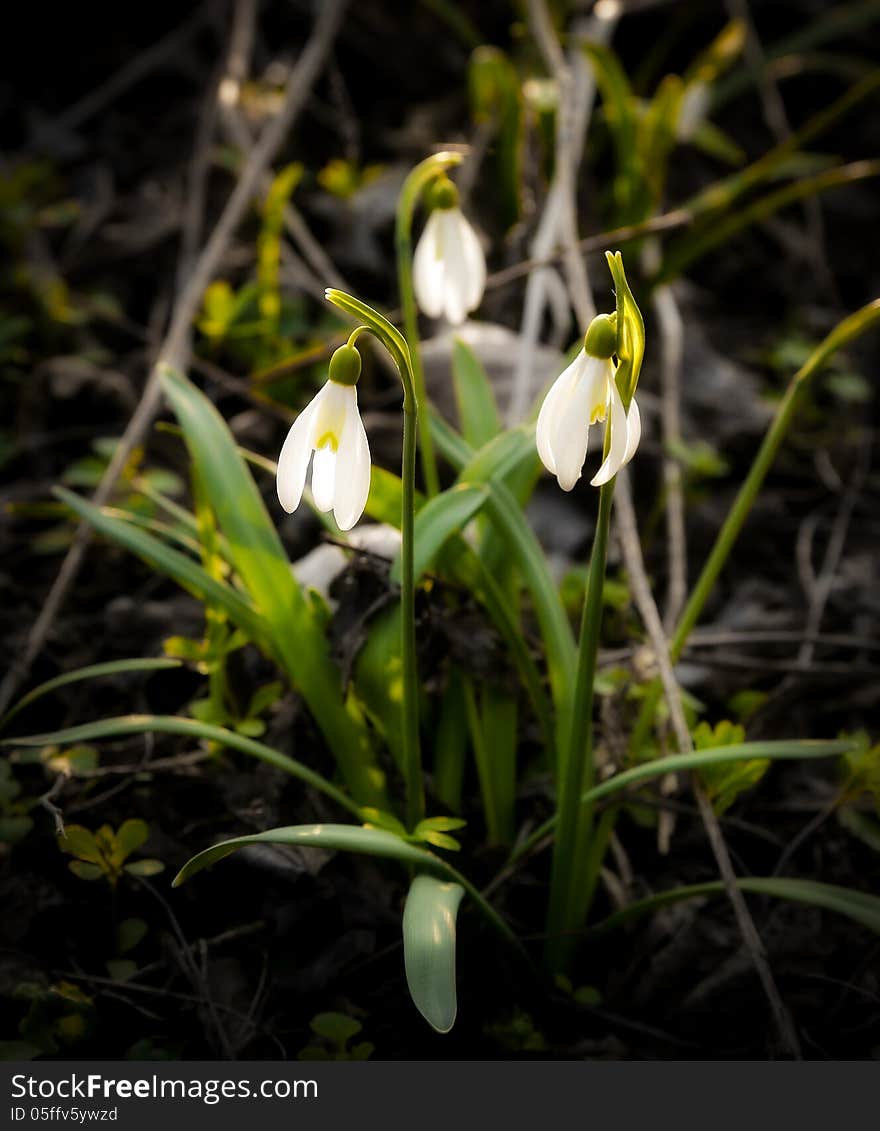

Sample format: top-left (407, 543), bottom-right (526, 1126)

top-left (630, 298), bottom-right (880, 756)
top-left (401, 394), bottom-right (424, 830)
top-left (395, 151), bottom-right (464, 497)
top-left (545, 479), bottom-right (615, 972)
top-left (324, 290), bottom-right (426, 830)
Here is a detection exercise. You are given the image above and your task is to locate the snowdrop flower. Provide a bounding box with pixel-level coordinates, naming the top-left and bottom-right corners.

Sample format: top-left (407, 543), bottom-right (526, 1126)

top-left (536, 314), bottom-right (641, 491)
top-left (276, 343), bottom-right (370, 531)
top-left (413, 176), bottom-right (486, 325)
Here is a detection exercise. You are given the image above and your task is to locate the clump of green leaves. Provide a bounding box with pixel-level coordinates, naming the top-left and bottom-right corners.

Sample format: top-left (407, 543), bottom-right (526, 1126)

top-left (695, 720), bottom-right (770, 814)
top-left (297, 1012), bottom-right (373, 1061)
top-left (58, 819), bottom-right (164, 886)
top-left (361, 809), bottom-right (467, 852)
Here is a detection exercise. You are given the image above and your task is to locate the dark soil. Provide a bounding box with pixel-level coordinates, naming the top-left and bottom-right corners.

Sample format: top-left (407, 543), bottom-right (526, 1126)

top-left (1, 0), bottom-right (879, 1060)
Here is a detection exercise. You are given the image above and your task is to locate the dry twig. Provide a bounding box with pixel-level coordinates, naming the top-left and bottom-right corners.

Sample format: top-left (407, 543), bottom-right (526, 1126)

top-left (614, 468), bottom-right (802, 1058)
top-left (0, 1), bottom-right (349, 717)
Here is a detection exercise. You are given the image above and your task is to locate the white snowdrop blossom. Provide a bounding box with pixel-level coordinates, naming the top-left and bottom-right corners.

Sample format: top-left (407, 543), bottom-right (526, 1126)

top-left (413, 204), bottom-right (486, 325)
top-left (276, 346), bottom-right (370, 531)
top-left (536, 348), bottom-right (641, 492)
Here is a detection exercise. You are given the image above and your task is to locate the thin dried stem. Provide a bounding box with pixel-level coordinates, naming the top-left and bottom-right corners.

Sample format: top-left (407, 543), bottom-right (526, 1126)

top-left (614, 468), bottom-right (802, 1058)
top-left (0, 1), bottom-right (349, 717)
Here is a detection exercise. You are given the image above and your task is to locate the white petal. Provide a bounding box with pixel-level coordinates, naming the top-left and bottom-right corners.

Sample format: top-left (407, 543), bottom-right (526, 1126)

top-left (536, 352), bottom-right (597, 490)
top-left (276, 395), bottom-right (320, 513)
top-left (453, 209), bottom-right (486, 312)
top-left (311, 380), bottom-right (349, 444)
top-left (621, 396), bottom-right (641, 468)
top-left (311, 444), bottom-right (337, 512)
top-left (536, 353), bottom-right (585, 475)
top-left (413, 210), bottom-right (446, 318)
top-left (553, 369), bottom-right (594, 491)
top-left (591, 372), bottom-right (630, 486)
top-left (439, 210), bottom-right (468, 324)
top-left (332, 387), bottom-right (371, 531)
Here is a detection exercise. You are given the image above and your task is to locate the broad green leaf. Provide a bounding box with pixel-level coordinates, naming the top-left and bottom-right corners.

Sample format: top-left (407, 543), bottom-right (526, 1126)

top-left (170, 821), bottom-right (524, 961)
top-left (160, 368), bottom-right (383, 807)
top-left (116, 918), bottom-right (147, 955)
top-left (69, 861), bottom-right (104, 882)
top-left (5, 716), bottom-right (362, 819)
top-left (451, 338), bottom-right (502, 448)
top-left (457, 425), bottom-right (534, 485)
top-left (58, 825), bottom-right (101, 863)
top-left (114, 818), bottom-right (149, 860)
top-left (172, 823), bottom-right (441, 887)
top-left (390, 483), bottom-right (489, 584)
top-left (1, 658), bottom-right (180, 730)
top-left (124, 859), bottom-right (165, 877)
top-left (403, 874), bottom-right (465, 1033)
top-left (310, 1012), bottom-right (361, 1044)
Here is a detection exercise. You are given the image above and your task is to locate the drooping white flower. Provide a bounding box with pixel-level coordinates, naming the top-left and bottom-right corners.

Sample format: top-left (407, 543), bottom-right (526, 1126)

top-left (536, 348), bottom-right (641, 492)
top-left (276, 347), bottom-right (370, 531)
top-left (413, 202), bottom-right (486, 326)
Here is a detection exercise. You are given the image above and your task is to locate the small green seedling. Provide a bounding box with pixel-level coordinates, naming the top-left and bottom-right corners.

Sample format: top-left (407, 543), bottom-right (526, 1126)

top-left (58, 819), bottom-right (164, 886)
top-left (297, 1012), bottom-right (373, 1061)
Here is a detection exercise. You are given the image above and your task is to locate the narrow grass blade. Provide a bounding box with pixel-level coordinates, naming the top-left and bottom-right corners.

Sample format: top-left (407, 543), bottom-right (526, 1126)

top-left (56, 488), bottom-right (274, 655)
top-left (1, 659), bottom-right (180, 730)
top-left (511, 739), bottom-right (857, 863)
top-left (173, 823), bottom-right (441, 886)
top-left (432, 412), bottom-right (576, 718)
top-left (171, 821), bottom-right (525, 959)
top-left (403, 874), bottom-right (465, 1033)
top-left (592, 877), bottom-right (880, 936)
top-left (4, 716), bottom-right (362, 819)
top-left (451, 338), bottom-right (502, 448)
top-left (160, 368), bottom-right (384, 806)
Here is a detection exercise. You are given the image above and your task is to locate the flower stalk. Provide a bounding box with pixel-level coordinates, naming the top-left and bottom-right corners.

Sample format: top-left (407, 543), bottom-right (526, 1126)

top-left (539, 252), bottom-right (645, 972)
top-left (395, 151), bottom-right (464, 497)
top-left (324, 289), bottom-right (425, 829)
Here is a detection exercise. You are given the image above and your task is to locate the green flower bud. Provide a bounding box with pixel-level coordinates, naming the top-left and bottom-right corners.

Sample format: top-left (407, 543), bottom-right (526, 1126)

top-left (328, 343), bottom-right (362, 387)
top-left (583, 313), bottom-right (618, 360)
top-left (426, 174), bottom-right (459, 212)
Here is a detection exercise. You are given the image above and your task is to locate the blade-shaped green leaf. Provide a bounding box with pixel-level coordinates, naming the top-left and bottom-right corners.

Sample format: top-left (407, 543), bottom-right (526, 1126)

top-left (160, 367), bottom-right (384, 807)
top-left (511, 739), bottom-right (857, 863)
top-left (172, 823), bottom-right (441, 887)
top-left (593, 877), bottom-right (880, 937)
top-left (1, 658), bottom-right (180, 730)
top-left (581, 41), bottom-right (641, 222)
top-left (606, 250), bottom-right (645, 404)
top-left (451, 338), bottom-right (502, 449)
top-left (4, 715), bottom-right (362, 819)
top-left (56, 488), bottom-right (274, 654)
top-left (390, 483), bottom-right (489, 584)
top-left (403, 874), bottom-right (465, 1033)
top-left (432, 412), bottom-right (576, 723)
